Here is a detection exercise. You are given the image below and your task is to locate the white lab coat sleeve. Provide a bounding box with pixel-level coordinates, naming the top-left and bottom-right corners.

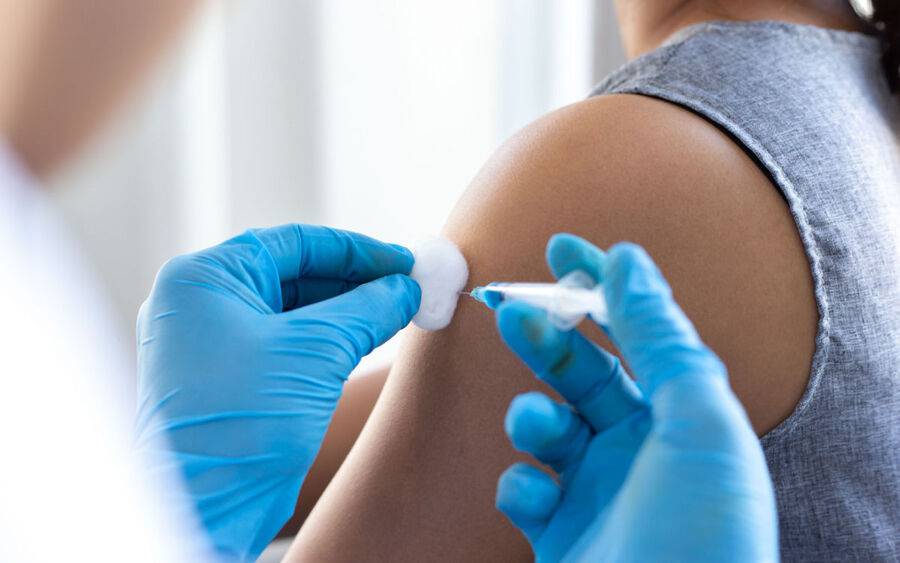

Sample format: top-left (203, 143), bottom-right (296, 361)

top-left (0, 140), bottom-right (216, 562)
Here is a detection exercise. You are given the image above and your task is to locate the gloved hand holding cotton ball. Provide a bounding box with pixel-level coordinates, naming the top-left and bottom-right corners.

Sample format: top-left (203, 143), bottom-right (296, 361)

top-left (410, 237), bottom-right (469, 330)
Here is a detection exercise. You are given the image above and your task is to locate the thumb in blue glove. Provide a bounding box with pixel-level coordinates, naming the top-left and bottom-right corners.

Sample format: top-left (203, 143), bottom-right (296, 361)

top-left (135, 224), bottom-right (420, 561)
top-left (495, 234), bottom-right (778, 563)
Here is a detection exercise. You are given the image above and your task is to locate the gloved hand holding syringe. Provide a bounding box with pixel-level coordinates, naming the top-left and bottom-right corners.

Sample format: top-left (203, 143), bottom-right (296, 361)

top-left (463, 270), bottom-right (609, 330)
top-left (478, 233), bottom-right (778, 562)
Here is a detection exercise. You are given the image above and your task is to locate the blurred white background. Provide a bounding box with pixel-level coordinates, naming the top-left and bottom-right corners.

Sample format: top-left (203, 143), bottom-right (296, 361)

top-left (50, 0), bottom-right (624, 372)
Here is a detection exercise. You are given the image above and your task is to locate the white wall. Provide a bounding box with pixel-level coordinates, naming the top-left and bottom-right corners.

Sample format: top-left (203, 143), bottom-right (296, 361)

top-left (50, 1), bottom-right (625, 369)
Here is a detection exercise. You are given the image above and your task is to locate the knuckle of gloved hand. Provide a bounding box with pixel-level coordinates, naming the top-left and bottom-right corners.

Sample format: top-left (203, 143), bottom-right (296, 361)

top-left (154, 254), bottom-right (198, 288)
top-left (135, 299), bottom-right (150, 327)
top-left (377, 274), bottom-right (420, 315)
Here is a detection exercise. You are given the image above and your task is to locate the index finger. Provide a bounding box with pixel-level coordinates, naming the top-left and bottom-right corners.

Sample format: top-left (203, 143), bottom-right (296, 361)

top-left (496, 301), bottom-right (645, 433)
top-left (251, 224), bottom-right (415, 283)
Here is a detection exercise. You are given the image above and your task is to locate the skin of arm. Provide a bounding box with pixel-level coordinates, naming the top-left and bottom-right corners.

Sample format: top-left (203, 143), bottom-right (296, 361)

top-left (288, 93), bottom-right (818, 561)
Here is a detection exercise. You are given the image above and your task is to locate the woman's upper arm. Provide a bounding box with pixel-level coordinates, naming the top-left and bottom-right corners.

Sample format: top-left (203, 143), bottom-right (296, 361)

top-left (288, 94), bottom-right (817, 561)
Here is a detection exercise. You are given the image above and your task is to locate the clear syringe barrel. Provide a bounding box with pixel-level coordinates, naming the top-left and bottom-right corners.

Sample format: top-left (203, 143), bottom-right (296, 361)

top-left (470, 270), bottom-right (608, 330)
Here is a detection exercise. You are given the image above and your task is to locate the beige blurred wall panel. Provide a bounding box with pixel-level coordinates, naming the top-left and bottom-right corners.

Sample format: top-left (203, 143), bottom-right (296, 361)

top-left (48, 1), bottom-right (622, 369)
top-left (593, 0), bottom-right (626, 81)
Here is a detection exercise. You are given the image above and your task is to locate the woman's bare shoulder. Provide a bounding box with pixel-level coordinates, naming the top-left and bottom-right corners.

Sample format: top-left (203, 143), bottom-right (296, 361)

top-left (287, 93), bottom-right (817, 561)
top-left (446, 93), bottom-right (817, 433)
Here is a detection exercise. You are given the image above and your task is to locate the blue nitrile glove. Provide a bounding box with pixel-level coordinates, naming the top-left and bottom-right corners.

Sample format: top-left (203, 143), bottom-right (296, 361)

top-left (494, 234), bottom-right (778, 563)
top-left (134, 224), bottom-right (420, 562)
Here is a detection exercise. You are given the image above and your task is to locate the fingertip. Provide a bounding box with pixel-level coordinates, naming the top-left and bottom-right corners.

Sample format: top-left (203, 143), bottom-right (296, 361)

top-left (603, 243), bottom-right (675, 326)
top-left (332, 273), bottom-right (422, 338)
top-left (135, 300), bottom-right (149, 330)
top-left (608, 241), bottom-right (648, 259)
top-left (399, 273), bottom-right (422, 310)
top-left (606, 242), bottom-right (648, 274)
top-left (605, 242), bottom-right (668, 292)
top-left (546, 233), bottom-right (606, 282)
top-left (505, 392), bottom-right (566, 452)
top-left (496, 463), bottom-right (560, 521)
top-left (507, 392), bottom-right (556, 425)
top-left (383, 273), bottom-right (422, 319)
top-left (496, 463), bottom-right (538, 501)
top-left (546, 233), bottom-right (582, 260)
top-left (389, 243), bottom-right (416, 275)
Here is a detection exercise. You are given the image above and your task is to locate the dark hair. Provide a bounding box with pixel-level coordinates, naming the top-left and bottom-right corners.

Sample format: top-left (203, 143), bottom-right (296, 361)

top-left (871, 0), bottom-right (900, 92)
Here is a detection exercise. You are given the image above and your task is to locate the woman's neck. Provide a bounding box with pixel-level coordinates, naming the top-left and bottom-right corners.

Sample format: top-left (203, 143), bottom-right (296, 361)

top-left (613, 0), bottom-right (868, 58)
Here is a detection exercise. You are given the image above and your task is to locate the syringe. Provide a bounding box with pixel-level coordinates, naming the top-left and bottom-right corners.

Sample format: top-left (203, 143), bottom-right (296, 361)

top-left (464, 270), bottom-right (608, 330)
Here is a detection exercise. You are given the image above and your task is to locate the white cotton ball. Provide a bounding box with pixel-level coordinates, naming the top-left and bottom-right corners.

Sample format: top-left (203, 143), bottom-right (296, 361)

top-left (410, 237), bottom-right (469, 331)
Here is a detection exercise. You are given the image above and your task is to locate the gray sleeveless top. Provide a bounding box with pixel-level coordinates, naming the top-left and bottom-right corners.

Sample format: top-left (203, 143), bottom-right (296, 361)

top-left (592, 20), bottom-right (900, 562)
